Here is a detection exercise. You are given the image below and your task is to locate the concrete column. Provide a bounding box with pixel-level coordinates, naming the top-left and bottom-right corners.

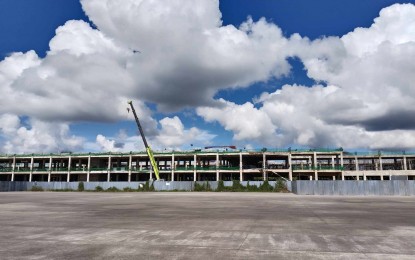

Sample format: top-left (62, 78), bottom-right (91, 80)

top-left (107, 156), bottom-right (112, 171)
top-left (29, 157), bottom-right (34, 182)
top-left (11, 156), bottom-right (16, 181)
top-left (87, 156), bottom-right (91, 182)
top-left (48, 157), bottom-right (52, 182)
top-left (341, 172), bottom-right (345, 180)
top-left (332, 176), bottom-right (336, 180)
top-left (171, 154), bottom-right (175, 181)
top-left (380, 174), bottom-right (384, 180)
top-left (216, 153), bottom-right (219, 181)
top-left (340, 152), bottom-right (344, 167)
top-left (107, 156), bottom-right (111, 182)
top-left (363, 173), bottom-right (367, 181)
top-left (128, 155), bottom-right (132, 182)
top-left (403, 156), bottom-right (407, 170)
top-left (309, 175), bottom-right (312, 180)
top-left (193, 154), bottom-right (197, 181)
top-left (263, 153), bottom-right (266, 181)
top-left (379, 156), bottom-right (383, 171)
top-left (239, 152), bottom-right (243, 181)
top-left (331, 156), bottom-right (335, 168)
top-left (288, 154), bottom-right (293, 181)
top-left (313, 152), bottom-right (318, 180)
top-left (67, 156), bottom-right (72, 182)
top-left (355, 156), bottom-right (359, 171)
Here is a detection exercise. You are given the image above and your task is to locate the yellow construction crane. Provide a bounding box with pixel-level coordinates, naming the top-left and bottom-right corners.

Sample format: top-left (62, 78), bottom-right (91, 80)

top-left (127, 101), bottom-right (160, 180)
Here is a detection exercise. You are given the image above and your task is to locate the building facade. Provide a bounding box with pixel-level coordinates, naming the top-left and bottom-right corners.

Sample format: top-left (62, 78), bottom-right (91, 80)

top-left (0, 149), bottom-right (414, 182)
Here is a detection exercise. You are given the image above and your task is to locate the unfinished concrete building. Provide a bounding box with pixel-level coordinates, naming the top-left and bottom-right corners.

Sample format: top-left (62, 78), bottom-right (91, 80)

top-left (0, 149), bottom-right (414, 182)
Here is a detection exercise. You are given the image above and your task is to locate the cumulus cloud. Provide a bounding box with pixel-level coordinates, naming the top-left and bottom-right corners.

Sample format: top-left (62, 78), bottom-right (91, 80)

top-left (93, 116), bottom-right (215, 152)
top-left (197, 3), bottom-right (415, 149)
top-left (1, 1), bottom-right (414, 152)
top-left (0, 114), bottom-right (84, 154)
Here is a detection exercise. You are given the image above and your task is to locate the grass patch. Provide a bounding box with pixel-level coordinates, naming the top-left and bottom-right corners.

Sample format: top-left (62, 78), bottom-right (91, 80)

top-left (30, 186), bottom-right (44, 192)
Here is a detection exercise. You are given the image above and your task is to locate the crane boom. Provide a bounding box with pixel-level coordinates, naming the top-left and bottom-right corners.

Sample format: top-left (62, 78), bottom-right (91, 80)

top-left (127, 101), bottom-right (160, 180)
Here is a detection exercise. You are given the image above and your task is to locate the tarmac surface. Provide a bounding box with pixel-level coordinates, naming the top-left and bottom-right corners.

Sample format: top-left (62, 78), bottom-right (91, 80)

top-left (0, 192), bottom-right (414, 260)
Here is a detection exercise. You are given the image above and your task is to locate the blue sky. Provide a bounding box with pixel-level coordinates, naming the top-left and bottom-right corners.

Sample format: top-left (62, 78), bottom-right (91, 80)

top-left (1, 0), bottom-right (415, 153)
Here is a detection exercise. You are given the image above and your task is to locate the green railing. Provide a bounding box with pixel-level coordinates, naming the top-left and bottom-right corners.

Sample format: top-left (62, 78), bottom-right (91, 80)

top-left (89, 167), bottom-right (109, 171)
top-left (51, 168), bottom-right (69, 172)
top-left (218, 166), bottom-right (240, 170)
top-left (0, 167), bottom-right (13, 172)
top-left (70, 168), bottom-right (87, 172)
top-left (292, 165), bottom-right (344, 171)
top-left (14, 168), bottom-right (31, 172)
top-left (3, 149), bottom-right (415, 159)
top-left (32, 168), bottom-right (49, 172)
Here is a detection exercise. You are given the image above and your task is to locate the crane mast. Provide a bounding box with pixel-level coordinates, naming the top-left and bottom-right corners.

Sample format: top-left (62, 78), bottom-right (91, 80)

top-left (127, 101), bottom-right (160, 180)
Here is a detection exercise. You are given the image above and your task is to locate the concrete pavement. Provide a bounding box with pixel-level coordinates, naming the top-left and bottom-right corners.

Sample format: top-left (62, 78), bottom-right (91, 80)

top-left (0, 192), bottom-right (414, 259)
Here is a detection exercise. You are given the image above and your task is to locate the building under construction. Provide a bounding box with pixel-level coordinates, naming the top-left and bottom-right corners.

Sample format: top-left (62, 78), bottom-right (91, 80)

top-left (0, 148), bottom-right (414, 182)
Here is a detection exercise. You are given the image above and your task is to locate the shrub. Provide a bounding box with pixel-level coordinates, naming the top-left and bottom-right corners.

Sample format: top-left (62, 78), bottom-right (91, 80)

top-left (31, 186), bottom-right (44, 192)
top-left (78, 182), bottom-right (84, 191)
top-left (106, 186), bottom-right (120, 192)
top-left (217, 180), bottom-right (225, 192)
top-left (205, 181), bottom-right (212, 191)
top-left (232, 180), bottom-right (245, 192)
top-left (259, 180), bottom-right (273, 192)
top-left (194, 182), bottom-right (203, 191)
top-left (246, 181), bottom-right (259, 192)
top-left (274, 178), bottom-right (287, 192)
top-left (194, 182), bottom-right (212, 192)
top-left (123, 187), bottom-right (134, 192)
top-left (95, 186), bottom-right (103, 192)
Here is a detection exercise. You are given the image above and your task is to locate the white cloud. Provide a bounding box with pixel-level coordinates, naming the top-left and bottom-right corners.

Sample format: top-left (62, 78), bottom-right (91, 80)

top-left (0, 114), bottom-right (84, 154)
top-left (93, 116), bottom-right (215, 152)
top-left (1, 1), bottom-right (415, 152)
top-left (197, 99), bottom-right (276, 142)
top-left (197, 3), bottom-right (415, 150)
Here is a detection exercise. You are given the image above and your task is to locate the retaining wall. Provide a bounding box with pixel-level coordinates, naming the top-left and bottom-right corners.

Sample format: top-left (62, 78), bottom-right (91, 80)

top-left (291, 180), bottom-right (415, 196)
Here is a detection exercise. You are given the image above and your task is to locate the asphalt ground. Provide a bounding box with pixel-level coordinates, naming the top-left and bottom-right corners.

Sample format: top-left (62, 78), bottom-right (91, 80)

top-left (0, 192), bottom-right (414, 259)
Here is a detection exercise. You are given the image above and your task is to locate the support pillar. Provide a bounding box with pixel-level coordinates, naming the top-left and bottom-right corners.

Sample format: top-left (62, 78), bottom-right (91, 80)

top-left (29, 156), bottom-right (34, 182)
top-left (379, 156), bottom-right (383, 171)
top-left (313, 152), bottom-right (318, 180)
top-left (239, 152), bottom-right (243, 181)
top-left (403, 156), bottom-right (407, 170)
top-left (48, 157), bottom-right (52, 182)
top-left (107, 156), bottom-right (111, 182)
top-left (193, 154), bottom-right (197, 181)
top-left (355, 156), bottom-right (359, 171)
top-left (341, 172), bottom-right (345, 181)
top-left (87, 156), bottom-right (91, 182)
top-left (263, 153), bottom-right (266, 181)
top-left (288, 154), bottom-right (293, 181)
top-left (11, 156), bottom-right (16, 181)
top-left (216, 153), bottom-right (219, 181)
top-left (128, 155), bottom-right (132, 182)
top-left (380, 174), bottom-right (384, 180)
top-left (332, 176), bottom-right (336, 180)
top-left (363, 173), bottom-right (367, 181)
top-left (171, 154), bottom-right (175, 181)
top-left (67, 156), bottom-right (71, 182)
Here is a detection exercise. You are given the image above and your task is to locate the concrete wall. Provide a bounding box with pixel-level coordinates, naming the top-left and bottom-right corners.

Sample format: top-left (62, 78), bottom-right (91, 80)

top-left (0, 181), bottom-right (292, 192)
top-left (292, 180), bottom-right (415, 196)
